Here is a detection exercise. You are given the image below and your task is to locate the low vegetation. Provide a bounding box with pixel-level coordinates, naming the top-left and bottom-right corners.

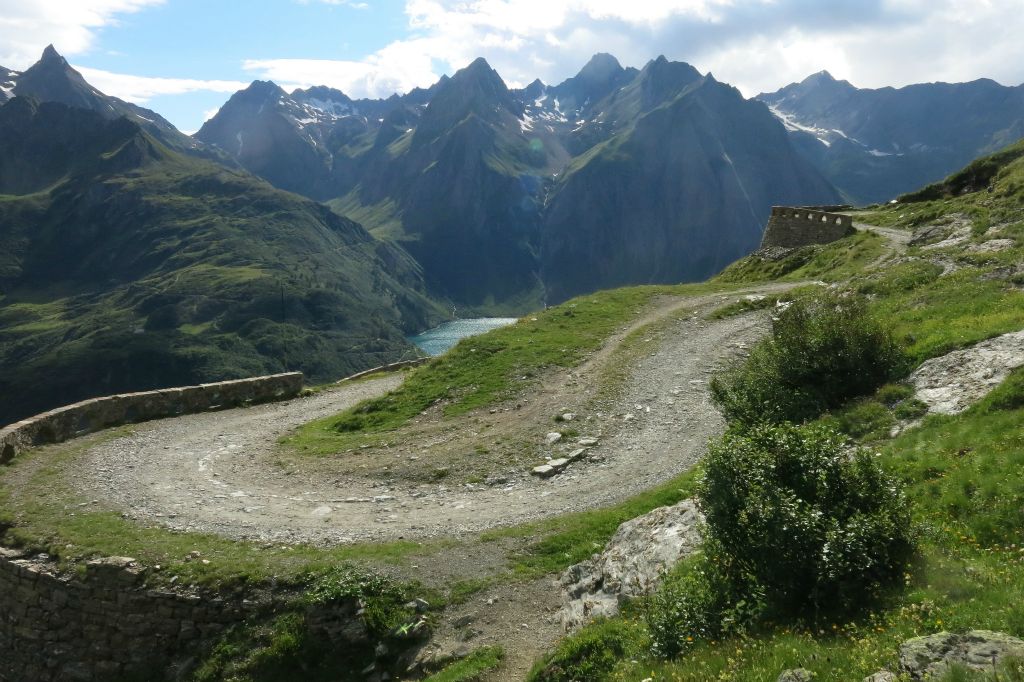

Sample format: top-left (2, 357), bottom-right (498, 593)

top-left (710, 293), bottom-right (907, 426)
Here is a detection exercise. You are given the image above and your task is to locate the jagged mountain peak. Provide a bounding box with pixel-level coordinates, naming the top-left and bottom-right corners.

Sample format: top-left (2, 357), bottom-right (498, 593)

top-left (240, 80), bottom-right (288, 101)
top-left (450, 57), bottom-right (509, 96)
top-left (293, 85), bottom-right (352, 103)
top-left (576, 53), bottom-right (623, 83)
top-left (40, 44), bottom-right (63, 63)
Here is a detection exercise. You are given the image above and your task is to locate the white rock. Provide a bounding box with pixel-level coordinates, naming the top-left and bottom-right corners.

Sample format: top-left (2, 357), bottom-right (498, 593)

top-left (578, 438), bottom-right (599, 447)
top-left (561, 413), bottom-right (575, 421)
top-left (909, 329), bottom-right (1024, 414)
top-left (545, 432), bottom-right (563, 445)
top-left (558, 499), bottom-right (704, 630)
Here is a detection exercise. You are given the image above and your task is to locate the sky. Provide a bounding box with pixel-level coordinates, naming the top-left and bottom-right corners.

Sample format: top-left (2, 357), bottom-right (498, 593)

top-left (3, 0), bottom-right (1024, 134)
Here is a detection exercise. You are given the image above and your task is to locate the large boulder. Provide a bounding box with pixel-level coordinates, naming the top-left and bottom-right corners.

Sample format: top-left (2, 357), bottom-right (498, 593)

top-left (557, 499), bottom-right (703, 630)
top-left (899, 630), bottom-right (1024, 679)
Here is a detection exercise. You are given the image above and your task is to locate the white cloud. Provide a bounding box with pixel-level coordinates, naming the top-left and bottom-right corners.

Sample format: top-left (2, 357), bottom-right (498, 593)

top-left (74, 66), bottom-right (248, 104)
top-left (244, 0), bottom-right (1024, 101)
top-left (0, 0), bottom-right (165, 68)
top-left (243, 37), bottom-right (443, 99)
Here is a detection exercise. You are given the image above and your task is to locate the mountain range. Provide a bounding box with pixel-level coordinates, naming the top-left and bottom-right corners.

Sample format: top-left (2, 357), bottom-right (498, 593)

top-left (198, 53), bottom-right (839, 306)
top-left (758, 71), bottom-right (1024, 204)
top-left (2, 45), bottom-right (1023, 421)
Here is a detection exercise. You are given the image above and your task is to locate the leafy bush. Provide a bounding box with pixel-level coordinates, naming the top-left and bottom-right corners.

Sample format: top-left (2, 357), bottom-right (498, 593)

top-left (710, 294), bottom-right (908, 427)
top-left (527, 619), bottom-right (646, 682)
top-left (645, 557), bottom-right (762, 659)
top-left (698, 423), bottom-right (916, 617)
top-left (306, 566), bottom-right (419, 637)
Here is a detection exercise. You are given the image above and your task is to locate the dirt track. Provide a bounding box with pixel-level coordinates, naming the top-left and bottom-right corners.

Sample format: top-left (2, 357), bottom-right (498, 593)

top-left (70, 288), bottom-right (793, 546)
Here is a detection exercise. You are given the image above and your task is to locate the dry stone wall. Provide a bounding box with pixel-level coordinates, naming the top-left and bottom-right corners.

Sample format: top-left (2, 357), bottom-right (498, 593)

top-left (0, 372), bottom-right (303, 464)
top-left (0, 548), bottom-right (269, 681)
top-left (760, 206), bottom-right (854, 249)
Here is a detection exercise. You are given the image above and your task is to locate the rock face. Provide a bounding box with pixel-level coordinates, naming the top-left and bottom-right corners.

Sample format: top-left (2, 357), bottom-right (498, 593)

top-left (899, 630), bottom-right (1024, 679)
top-left (909, 329), bottom-right (1024, 414)
top-left (558, 499), bottom-right (704, 630)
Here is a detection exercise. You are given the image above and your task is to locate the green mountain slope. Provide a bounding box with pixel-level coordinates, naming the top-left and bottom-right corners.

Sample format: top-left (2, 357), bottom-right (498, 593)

top-left (0, 98), bottom-right (445, 424)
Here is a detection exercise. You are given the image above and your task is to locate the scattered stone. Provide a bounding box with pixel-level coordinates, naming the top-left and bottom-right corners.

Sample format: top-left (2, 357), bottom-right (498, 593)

top-left (910, 223), bottom-right (952, 246)
top-left (373, 495), bottom-right (396, 503)
top-left (567, 449), bottom-right (587, 462)
top-left (967, 238), bottom-right (1015, 253)
top-left (777, 669), bottom-right (813, 682)
top-left (578, 438), bottom-right (599, 447)
top-left (909, 330), bottom-right (1024, 414)
top-left (558, 499), bottom-right (704, 630)
top-left (899, 630), bottom-right (1024, 679)
top-left (561, 413), bottom-right (576, 421)
top-left (623, 413), bottom-right (636, 422)
top-left (545, 432), bottom-right (563, 445)
top-left (531, 464), bottom-right (555, 478)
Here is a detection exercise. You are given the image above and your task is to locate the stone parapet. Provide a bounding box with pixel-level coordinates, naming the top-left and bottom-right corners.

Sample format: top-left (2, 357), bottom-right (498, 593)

top-left (0, 372), bottom-right (303, 464)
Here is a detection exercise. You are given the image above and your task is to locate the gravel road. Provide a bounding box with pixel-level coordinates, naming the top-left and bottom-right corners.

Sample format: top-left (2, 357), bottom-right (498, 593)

top-left (72, 296), bottom-right (771, 546)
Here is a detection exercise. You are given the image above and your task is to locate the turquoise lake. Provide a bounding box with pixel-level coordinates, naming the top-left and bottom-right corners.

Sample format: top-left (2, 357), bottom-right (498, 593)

top-left (408, 318), bottom-right (518, 356)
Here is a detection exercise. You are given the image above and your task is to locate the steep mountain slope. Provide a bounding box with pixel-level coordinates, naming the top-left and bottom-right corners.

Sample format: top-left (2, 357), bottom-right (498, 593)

top-left (759, 71), bottom-right (1024, 204)
top-left (337, 58), bottom-right (568, 309)
top-left (8, 45), bottom-right (206, 156)
top-left (0, 97), bottom-right (444, 425)
top-left (542, 73), bottom-right (840, 303)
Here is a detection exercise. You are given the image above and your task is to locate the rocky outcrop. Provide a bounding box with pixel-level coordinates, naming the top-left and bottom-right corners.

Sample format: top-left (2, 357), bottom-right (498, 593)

top-left (898, 630), bottom-right (1024, 679)
top-left (0, 372), bottom-right (303, 464)
top-left (909, 329), bottom-right (1024, 414)
top-left (558, 499), bottom-right (703, 630)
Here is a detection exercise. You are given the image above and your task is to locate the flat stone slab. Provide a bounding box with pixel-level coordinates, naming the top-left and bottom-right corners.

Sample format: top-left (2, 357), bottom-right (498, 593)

top-left (910, 329), bottom-right (1024, 414)
top-left (899, 630), bottom-right (1024, 679)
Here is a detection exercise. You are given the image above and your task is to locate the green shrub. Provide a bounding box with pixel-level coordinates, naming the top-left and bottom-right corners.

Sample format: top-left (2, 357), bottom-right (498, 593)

top-left (710, 294), bottom-right (908, 427)
top-left (645, 557), bottom-right (762, 659)
top-left (828, 399), bottom-right (895, 441)
top-left (876, 383), bottom-right (914, 407)
top-left (699, 423), bottom-right (916, 617)
top-left (527, 619), bottom-right (645, 682)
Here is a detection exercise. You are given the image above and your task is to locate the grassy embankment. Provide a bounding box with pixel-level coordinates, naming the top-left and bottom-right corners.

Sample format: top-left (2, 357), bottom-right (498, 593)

top-left (528, 141), bottom-right (1024, 681)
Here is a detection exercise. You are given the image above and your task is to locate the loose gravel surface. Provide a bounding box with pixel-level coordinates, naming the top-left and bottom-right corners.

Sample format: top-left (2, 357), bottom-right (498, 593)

top-left (71, 293), bottom-right (776, 546)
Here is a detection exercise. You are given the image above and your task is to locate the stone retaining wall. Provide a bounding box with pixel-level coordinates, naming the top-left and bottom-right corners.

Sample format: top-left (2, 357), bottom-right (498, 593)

top-left (336, 357), bottom-right (430, 384)
top-left (0, 372), bottom-right (303, 464)
top-left (0, 549), bottom-right (268, 681)
top-left (760, 206), bottom-right (854, 249)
